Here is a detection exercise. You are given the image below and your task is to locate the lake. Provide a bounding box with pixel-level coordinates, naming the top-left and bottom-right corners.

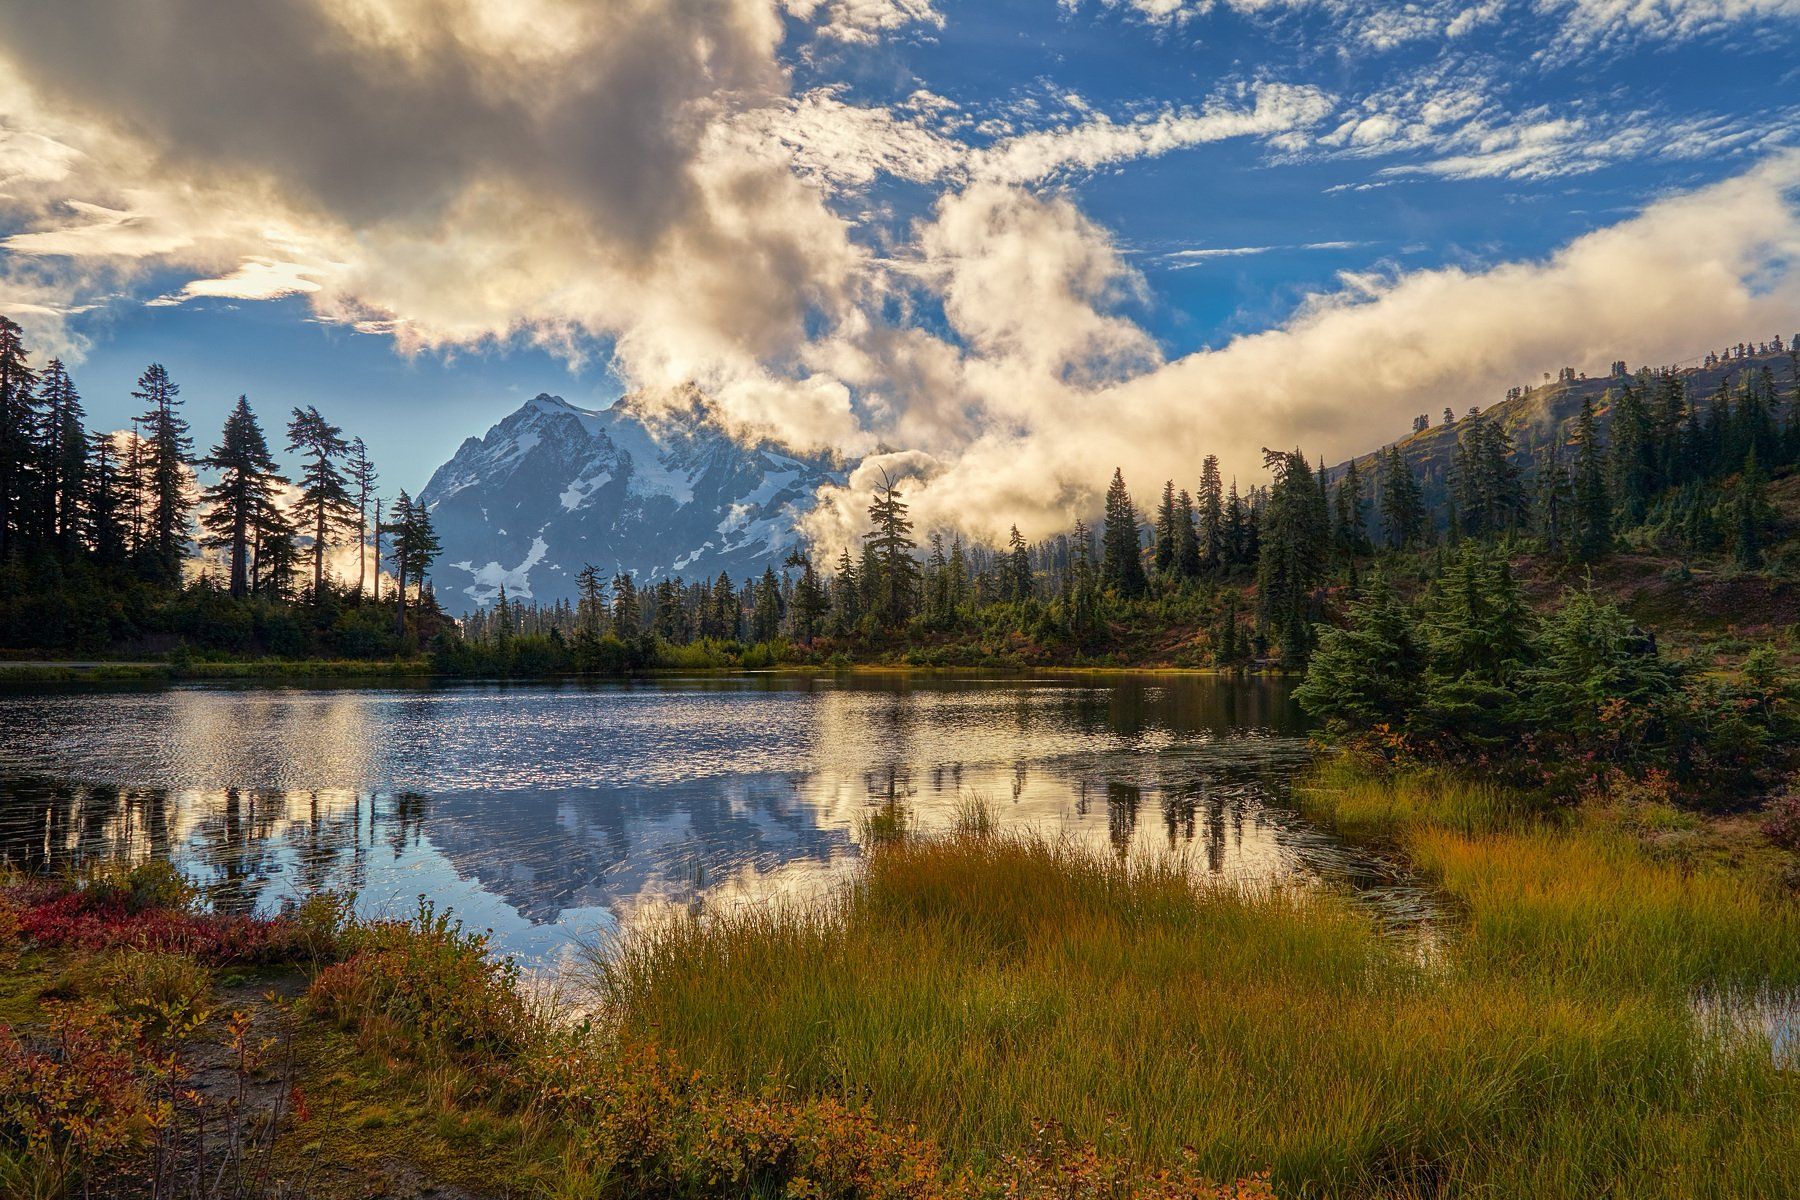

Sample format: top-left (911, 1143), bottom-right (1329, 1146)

top-left (0, 673), bottom-right (1427, 968)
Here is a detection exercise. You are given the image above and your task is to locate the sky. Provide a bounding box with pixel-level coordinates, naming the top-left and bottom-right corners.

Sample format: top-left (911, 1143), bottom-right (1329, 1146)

top-left (3, 0), bottom-right (1800, 548)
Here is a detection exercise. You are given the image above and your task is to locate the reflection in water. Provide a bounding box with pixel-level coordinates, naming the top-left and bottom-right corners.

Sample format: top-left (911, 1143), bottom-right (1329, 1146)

top-left (0, 673), bottom-right (1422, 966)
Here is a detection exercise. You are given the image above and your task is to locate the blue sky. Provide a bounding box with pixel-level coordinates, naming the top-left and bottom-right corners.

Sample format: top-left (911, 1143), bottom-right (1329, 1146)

top-left (2, 0), bottom-right (1799, 528)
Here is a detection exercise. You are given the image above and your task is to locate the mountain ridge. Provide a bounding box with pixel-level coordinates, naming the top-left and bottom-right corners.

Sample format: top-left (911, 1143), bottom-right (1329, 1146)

top-left (419, 390), bottom-right (844, 613)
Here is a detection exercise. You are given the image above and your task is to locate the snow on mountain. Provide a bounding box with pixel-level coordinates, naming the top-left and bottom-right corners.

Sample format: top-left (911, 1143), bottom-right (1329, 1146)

top-left (419, 390), bottom-right (844, 612)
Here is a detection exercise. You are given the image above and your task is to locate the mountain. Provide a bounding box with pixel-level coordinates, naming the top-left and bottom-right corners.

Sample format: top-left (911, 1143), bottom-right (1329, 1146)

top-left (419, 391), bottom-right (844, 613)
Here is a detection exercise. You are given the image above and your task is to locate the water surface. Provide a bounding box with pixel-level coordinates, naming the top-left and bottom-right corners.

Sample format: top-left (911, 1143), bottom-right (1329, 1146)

top-left (0, 673), bottom-right (1419, 966)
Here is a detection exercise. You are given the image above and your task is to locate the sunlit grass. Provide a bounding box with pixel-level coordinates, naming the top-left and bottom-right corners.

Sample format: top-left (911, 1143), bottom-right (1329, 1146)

top-left (596, 822), bottom-right (1800, 1198)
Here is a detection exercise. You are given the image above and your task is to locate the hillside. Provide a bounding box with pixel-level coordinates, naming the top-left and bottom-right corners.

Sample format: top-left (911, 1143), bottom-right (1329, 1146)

top-left (1331, 341), bottom-right (1800, 509)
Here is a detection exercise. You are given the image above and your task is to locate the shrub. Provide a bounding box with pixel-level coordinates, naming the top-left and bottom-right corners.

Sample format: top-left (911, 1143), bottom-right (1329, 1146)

top-left (307, 898), bottom-right (531, 1063)
top-left (1763, 790), bottom-right (1800, 853)
top-left (64, 950), bottom-right (213, 1046)
top-left (0, 1004), bottom-right (158, 1200)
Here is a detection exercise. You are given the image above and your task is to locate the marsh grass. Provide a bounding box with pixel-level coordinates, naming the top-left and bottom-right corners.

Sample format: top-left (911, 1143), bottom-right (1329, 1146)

top-left (596, 820), bottom-right (1800, 1198)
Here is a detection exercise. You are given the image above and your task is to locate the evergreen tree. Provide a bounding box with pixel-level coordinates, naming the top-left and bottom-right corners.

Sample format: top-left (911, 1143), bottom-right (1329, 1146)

top-left (1007, 524), bottom-right (1032, 602)
top-left (1732, 447), bottom-right (1775, 570)
top-left (133, 363), bottom-right (194, 581)
top-left (830, 548), bottom-right (861, 636)
top-left (39, 358), bottom-right (86, 555)
top-left (1197, 455), bottom-right (1224, 571)
top-left (1174, 488), bottom-right (1201, 579)
top-left (199, 397), bottom-right (283, 599)
top-left (1608, 381), bottom-right (1657, 527)
top-left (1572, 394), bottom-right (1613, 561)
top-left (611, 571), bottom-right (640, 636)
top-left (388, 491), bottom-right (440, 640)
top-left (84, 430), bottom-right (129, 566)
top-left (575, 564), bottom-right (608, 639)
top-left (1222, 480), bottom-right (1248, 567)
top-left (1333, 457), bottom-right (1370, 558)
top-left (786, 550), bottom-right (827, 642)
top-left (863, 469), bottom-right (920, 625)
top-left (0, 315), bottom-right (39, 559)
top-left (1291, 576), bottom-right (1426, 733)
top-left (1100, 468), bottom-right (1147, 598)
top-left (347, 436), bottom-right (379, 598)
top-left (1152, 480), bottom-right (1177, 576)
top-left (752, 566), bottom-right (783, 642)
top-left (286, 406), bottom-right (353, 597)
top-left (1255, 449), bottom-right (1330, 664)
top-left (1379, 446), bottom-right (1425, 550)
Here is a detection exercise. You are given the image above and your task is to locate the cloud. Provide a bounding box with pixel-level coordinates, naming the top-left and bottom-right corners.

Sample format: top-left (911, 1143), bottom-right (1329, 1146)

top-left (786, 0), bottom-right (945, 43)
top-left (803, 156), bottom-right (1800, 552)
top-left (1544, 0), bottom-right (1800, 45)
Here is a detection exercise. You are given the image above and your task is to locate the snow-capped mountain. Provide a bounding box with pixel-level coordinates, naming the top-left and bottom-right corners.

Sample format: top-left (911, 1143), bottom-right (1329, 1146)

top-left (419, 391), bottom-right (844, 612)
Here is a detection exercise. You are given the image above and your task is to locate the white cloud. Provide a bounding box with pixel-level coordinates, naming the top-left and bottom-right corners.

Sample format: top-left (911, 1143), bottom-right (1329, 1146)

top-left (1545, 0), bottom-right (1800, 45)
top-left (804, 156), bottom-right (1800, 553)
top-left (785, 0), bottom-right (945, 43)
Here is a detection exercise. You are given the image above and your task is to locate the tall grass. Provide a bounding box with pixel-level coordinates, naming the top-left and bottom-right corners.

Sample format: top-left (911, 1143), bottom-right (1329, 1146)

top-left (1300, 757), bottom-right (1800, 993)
top-left (596, 825), bottom-right (1800, 1198)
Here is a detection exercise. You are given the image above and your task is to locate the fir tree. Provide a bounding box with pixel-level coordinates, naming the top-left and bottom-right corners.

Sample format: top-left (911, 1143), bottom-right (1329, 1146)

top-left (1197, 455), bottom-right (1224, 571)
top-left (1100, 468), bottom-right (1147, 598)
top-left (1152, 480), bottom-right (1176, 576)
top-left (199, 397), bottom-right (283, 599)
top-left (1572, 394), bottom-right (1612, 561)
top-left (1733, 447), bottom-right (1774, 570)
top-left (347, 436), bottom-right (379, 598)
top-left (1174, 488), bottom-right (1201, 578)
top-left (1007, 524), bottom-right (1032, 602)
top-left (133, 363), bottom-right (194, 581)
top-left (286, 406), bottom-right (353, 597)
top-left (0, 315), bottom-right (39, 559)
top-left (1379, 446), bottom-right (1425, 550)
top-left (1255, 449), bottom-right (1330, 665)
top-left (39, 358), bottom-right (86, 555)
top-left (863, 469), bottom-right (919, 625)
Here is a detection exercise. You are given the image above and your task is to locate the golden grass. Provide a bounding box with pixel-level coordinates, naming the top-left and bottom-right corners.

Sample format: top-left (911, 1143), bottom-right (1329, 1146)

top-left (597, 820), bottom-right (1800, 1198)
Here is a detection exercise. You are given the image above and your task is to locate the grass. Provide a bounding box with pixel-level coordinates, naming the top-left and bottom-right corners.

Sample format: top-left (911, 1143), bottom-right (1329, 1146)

top-left (597, 794), bottom-right (1800, 1199)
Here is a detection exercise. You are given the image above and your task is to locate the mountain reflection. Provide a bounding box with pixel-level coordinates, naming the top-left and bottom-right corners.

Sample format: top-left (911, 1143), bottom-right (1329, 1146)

top-left (0, 674), bottom-right (1398, 963)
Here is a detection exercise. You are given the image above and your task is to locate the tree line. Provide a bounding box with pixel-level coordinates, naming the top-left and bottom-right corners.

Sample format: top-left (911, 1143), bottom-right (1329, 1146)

top-left (0, 314), bottom-right (444, 652)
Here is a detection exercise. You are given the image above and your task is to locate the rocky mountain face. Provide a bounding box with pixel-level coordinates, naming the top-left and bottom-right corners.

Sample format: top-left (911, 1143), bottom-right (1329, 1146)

top-left (419, 392), bottom-right (843, 613)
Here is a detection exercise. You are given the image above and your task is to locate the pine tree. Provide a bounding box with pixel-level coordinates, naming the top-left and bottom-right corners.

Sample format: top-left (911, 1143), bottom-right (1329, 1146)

top-left (1291, 575), bottom-right (1425, 732)
top-left (132, 363), bottom-right (194, 581)
top-left (786, 550), bottom-right (827, 642)
top-left (84, 431), bottom-right (129, 566)
top-left (1255, 449), bottom-right (1330, 665)
top-left (1223, 480), bottom-right (1248, 567)
top-left (1100, 468), bottom-right (1147, 598)
top-left (1733, 447), bottom-right (1774, 570)
top-left (1608, 381), bottom-right (1656, 527)
top-left (575, 564), bottom-right (608, 639)
top-left (752, 567), bottom-right (783, 641)
top-left (830, 548), bottom-right (861, 636)
top-left (1333, 457), bottom-right (1370, 558)
top-left (286, 406), bottom-right (353, 598)
top-left (611, 572), bottom-right (640, 637)
top-left (0, 315), bottom-right (39, 559)
top-left (1379, 447), bottom-right (1425, 550)
top-left (1572, 394), bottom-right (1613, 561)
top-left (387, 491), bottom-right (440, 640)
top-left (1197, 455), bottom-right (1224, 571)
top-left (38, 358), bottom-right (86, 556)
top-left (863, 469), bottom-right (919, 625)
top-left (1152, 480), bottom-right (1176, 577)
top-left (1007, 524), bottom-right (1032, 602)
top-left (347, 436), bottom-right (379, 599)
top-left (200, 397), bottom-right (284, 599)
top-left (1174, 488), bottom-right (1200, 579)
